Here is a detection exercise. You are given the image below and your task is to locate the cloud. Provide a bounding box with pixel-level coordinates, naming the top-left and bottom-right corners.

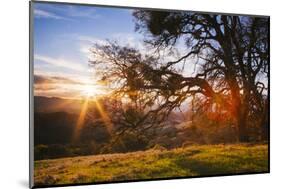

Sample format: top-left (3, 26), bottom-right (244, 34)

top-left (78, 36), bottom-right (107, 45)
top-left (77, 34), bottom-right (144, 55)
top-left (33, 73), bottom-right (107, 99)
top-left (34, 54), bottom-right (87, 73)
top-left (34, 74), bottom-right (49, 84)
top-left (34, 74), bottom-right (87, 97)
top-left (77, 36), bottom-right (108, 57)
top-left (34, 9), bottom-right (71, 20)
top-left (34, 5), bottom-right (100, 21)
top-left (34, 74), bottom-right (84, 85)
top-left (34, 69), bottom-right (90, 82)
top-left (66, 5), bottom-right (100, 19)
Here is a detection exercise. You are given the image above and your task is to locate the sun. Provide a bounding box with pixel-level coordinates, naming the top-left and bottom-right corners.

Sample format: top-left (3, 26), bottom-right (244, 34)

top-left (81, 84), bottom-right (98, 97)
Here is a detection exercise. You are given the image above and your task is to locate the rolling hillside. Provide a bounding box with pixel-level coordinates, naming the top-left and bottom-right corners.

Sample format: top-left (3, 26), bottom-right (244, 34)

top-left (34, 96), bottom-right (84, 114)
top-left (34, 143), bottom-right (268, 186)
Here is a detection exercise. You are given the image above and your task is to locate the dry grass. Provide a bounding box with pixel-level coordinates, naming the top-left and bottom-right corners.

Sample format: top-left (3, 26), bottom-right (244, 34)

top-left (34, 144), bottom-right (268, 186)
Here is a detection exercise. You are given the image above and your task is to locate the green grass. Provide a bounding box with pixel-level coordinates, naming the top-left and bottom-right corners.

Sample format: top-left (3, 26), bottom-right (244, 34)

top-left (34, 144), bottom-right (268, 186)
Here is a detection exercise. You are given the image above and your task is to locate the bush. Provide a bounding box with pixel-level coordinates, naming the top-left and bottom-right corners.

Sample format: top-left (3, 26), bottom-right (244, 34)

top-left (106, 131), bottom-right (149, 153)
top-left (34, 144), bottom-right (72, 160)
top-left (34, 144), bottom-right (49, 160)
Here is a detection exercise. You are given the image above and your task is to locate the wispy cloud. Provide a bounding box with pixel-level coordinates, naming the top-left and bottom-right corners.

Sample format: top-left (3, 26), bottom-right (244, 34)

top-left (34, 9), bottom-right (72, 21)
top-left (66, 5), bottom-right (101, 19)
top-left (34, 54), bottom-right (87, 73)
top-left (34, 5), bottom-right (100, 21)
top-left (111, 33), bottom-right (143, 49)
top-left (33, 73), bottom-right (106, 99)
top-left (78, 36), bottom-right (107, 45)
top-left (77, 36), bottom-right (108, 56)
top-left (34, 74), bottom-right (84, 96)
top-left (34, 74), bottom-right (84, 85)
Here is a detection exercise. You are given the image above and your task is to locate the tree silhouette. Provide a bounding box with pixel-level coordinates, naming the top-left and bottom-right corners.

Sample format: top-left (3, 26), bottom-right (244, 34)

top-left (90, 11), bottom-right (269, 142)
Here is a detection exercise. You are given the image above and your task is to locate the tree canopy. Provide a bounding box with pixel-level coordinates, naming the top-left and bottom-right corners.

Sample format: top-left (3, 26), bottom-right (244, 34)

top-left (90, 11), bottom-right (269, 142)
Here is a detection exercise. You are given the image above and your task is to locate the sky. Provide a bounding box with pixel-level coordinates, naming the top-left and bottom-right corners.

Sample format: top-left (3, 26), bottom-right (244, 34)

top-left (33, 2), bottom-right (268, 101)
top-left (33, 2), bottom-right (143, 99)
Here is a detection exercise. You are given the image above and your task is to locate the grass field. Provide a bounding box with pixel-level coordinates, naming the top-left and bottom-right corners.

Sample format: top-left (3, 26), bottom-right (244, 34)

top-left (34, 144), bottom-right (268, 186)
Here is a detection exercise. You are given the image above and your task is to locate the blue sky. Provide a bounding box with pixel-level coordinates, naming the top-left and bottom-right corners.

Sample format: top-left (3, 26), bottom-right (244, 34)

top-left (32, 2), bottom-right (203, 100)
top-left (33, 2), bottom-right (143, 99)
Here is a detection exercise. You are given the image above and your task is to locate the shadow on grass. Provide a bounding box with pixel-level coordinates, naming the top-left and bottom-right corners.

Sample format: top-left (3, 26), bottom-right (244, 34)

top-left (173, 152), bottom-right (268, 176)
top-left (174, 158), bottom-right (225, 175)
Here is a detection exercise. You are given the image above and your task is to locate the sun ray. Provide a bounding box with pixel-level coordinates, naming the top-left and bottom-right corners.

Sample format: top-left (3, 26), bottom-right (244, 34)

top-left (93, 98), bottom-right (113, 135)
top-left (73, 97), bottom-right (89, 142)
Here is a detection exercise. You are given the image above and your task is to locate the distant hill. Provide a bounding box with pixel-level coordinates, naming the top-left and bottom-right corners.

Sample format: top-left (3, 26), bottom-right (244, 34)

top-left (34, 111), bottom-right (111, 146)
top-left (34, 112), bottom-right (77, 145)
top-left (33, 95), bottom-right (199, 160)
top-left (34, 96), bottom-right (84, 114)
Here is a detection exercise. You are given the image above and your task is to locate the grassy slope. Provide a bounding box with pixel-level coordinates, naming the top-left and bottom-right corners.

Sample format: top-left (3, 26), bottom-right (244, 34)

top-left (34, 144), bottom-right (268, 186)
